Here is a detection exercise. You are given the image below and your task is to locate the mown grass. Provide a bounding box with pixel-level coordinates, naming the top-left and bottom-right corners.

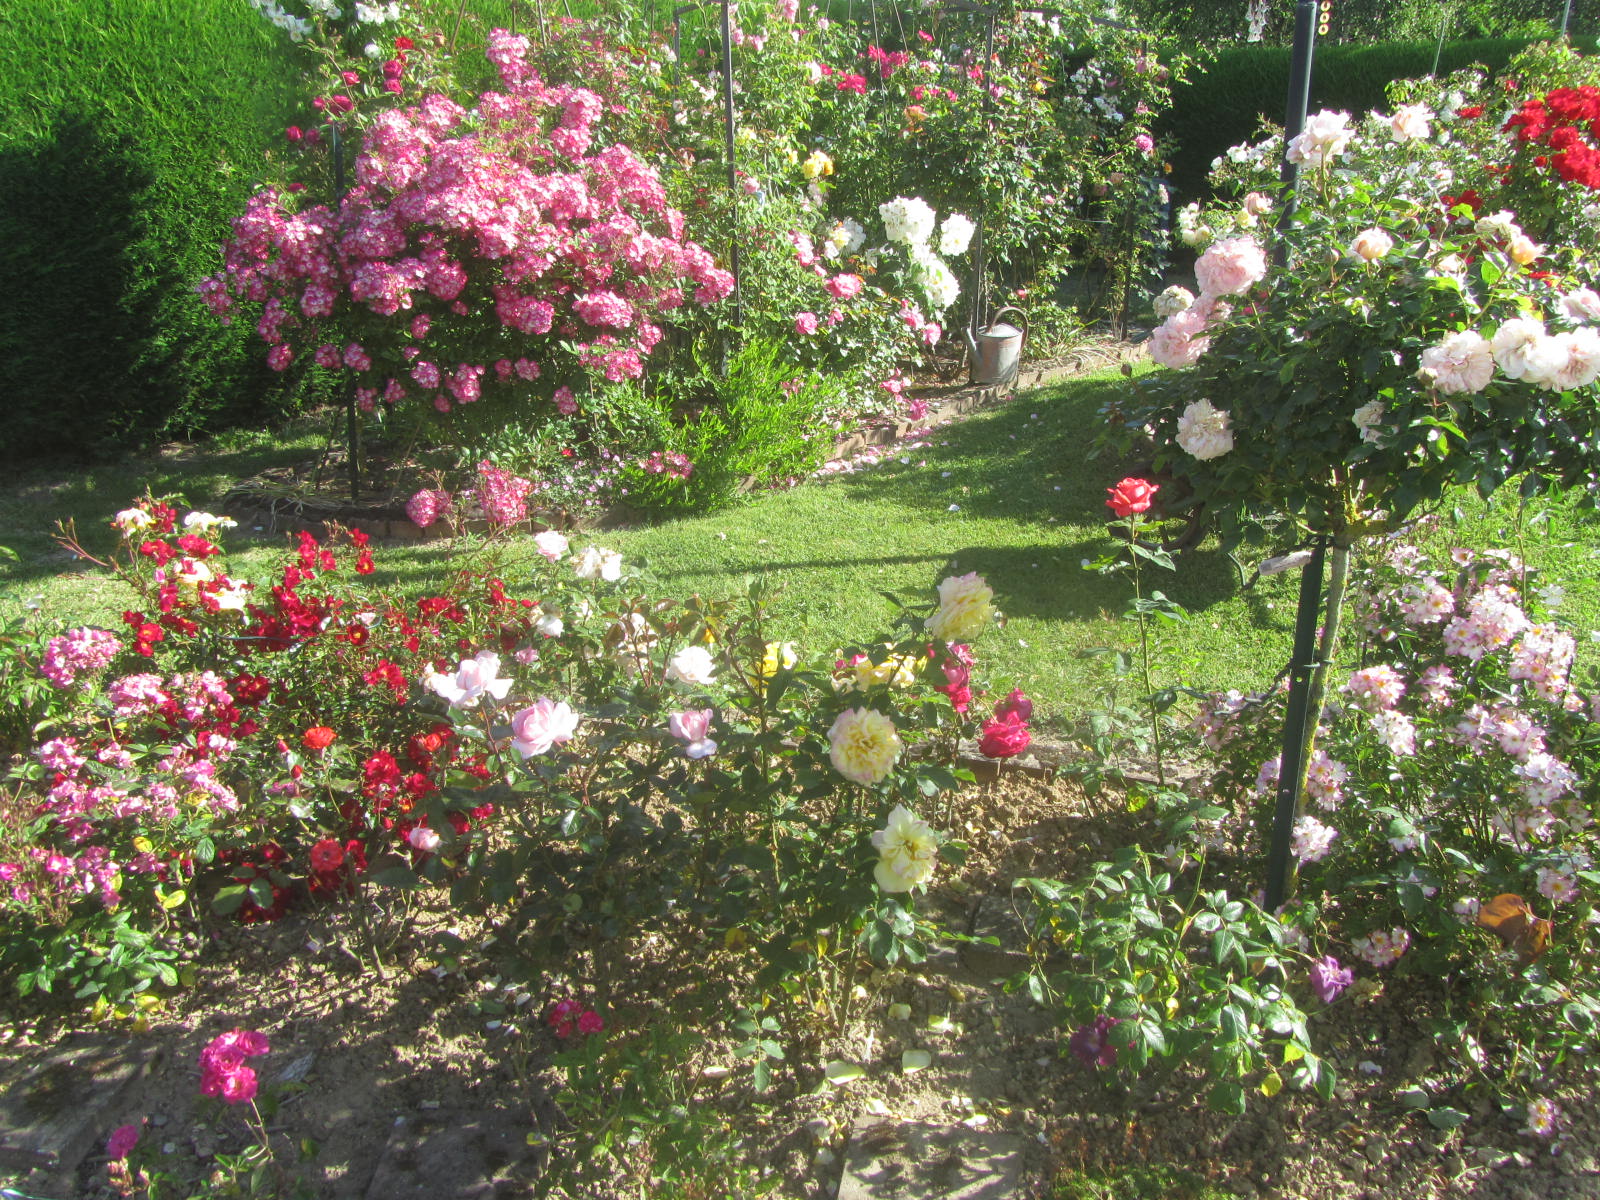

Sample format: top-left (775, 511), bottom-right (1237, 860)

top-left (4, 367), bottom-right (1599, 733)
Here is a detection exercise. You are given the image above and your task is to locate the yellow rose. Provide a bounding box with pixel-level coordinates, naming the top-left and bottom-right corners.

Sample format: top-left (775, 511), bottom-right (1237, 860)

top-left (801, 150), bottom-right (834, 180)
top-left (871, 804), bottom-right (938, 891)
top-left (827, 708), bottom-right (903, 786)
top-left (745, 640), bottom-right (799, 690)
top-left (925, 573), bottom-right (994, 642)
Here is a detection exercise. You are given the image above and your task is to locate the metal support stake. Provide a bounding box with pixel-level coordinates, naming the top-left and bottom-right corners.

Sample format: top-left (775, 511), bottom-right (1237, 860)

top-left (719, 0), bottom-right (743, 332)
top-left (1263, 539), bottom-right (1328, 912)
top-left (330, 121), bottom-right (359, 505)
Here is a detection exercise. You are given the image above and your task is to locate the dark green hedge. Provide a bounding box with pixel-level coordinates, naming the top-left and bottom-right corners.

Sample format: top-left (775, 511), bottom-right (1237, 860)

top-left (0, 1), bottom-right (316, 462)
top-left (1164, 36), bottom-right (1600, 205)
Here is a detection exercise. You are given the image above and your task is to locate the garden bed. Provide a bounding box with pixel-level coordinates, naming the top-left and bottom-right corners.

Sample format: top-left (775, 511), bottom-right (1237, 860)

top-left (2, 768), bottom-right (1594, 1200)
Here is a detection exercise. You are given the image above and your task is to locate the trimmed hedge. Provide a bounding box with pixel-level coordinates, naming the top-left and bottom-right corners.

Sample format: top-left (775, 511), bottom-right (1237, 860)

top-left (0, 0), bottom-right (314, 461)
top-left (1164, 36), bottom-right (1600, 204)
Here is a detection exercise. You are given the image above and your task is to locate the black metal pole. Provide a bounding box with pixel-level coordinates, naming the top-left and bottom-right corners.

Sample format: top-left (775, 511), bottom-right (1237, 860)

top-left (331, 121), bottom-right (359, 506)
top-left (1262, 1), bottom-right (1325, 913)
top-left (719, 0), bottom-right (743, 330)
top-left (1263, 539), bottom-right (1327, 912)
top-left (1275, 0), bottom-right (1319, 241)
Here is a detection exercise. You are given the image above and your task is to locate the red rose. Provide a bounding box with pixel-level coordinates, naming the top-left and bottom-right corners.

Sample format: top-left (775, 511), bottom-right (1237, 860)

top-left (309, 838), bottom-right (345, 874)
top-left (303, 726), bottom-right (337, 751)
top-left (395, 35), bottom-right (414, 50)
top-left (1106, 477), bottom-right (1158, 518)
top-left (978, 712), bottom-right (1031, 759)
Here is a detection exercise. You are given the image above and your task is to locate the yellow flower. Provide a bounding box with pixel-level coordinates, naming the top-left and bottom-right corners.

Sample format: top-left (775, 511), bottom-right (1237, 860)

top-left (925, 573), bottom-right (994, 642)
top-left (827, 707), bottom-right (903, 786)
top-left (745, 640), bottom-right (799, 689)
top-left (871, 804), bottom-right (938, 891)
top-left (839, 646), bottom-right (921, 691)
top-left (801, 150), bottom-right (835, 180)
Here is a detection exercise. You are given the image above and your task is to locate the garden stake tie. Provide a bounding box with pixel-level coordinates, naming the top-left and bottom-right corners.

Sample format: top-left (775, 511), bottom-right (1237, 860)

top-left (1264, 537), bottom-right (1328, 913)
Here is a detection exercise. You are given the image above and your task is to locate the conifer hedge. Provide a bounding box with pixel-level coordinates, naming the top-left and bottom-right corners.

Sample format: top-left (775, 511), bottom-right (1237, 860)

top-left (0, 0), bottom-right (312, 460)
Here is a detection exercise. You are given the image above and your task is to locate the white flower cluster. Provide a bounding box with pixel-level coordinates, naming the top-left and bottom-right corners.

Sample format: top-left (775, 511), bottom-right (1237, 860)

top-left (880, 196), bottom-right (937, 247)
top-left (1152, 285), bottom-right (1194, 319)
top-left (912, 246), bottom-right (960, 311)
top-left (249, 0), bottom-right (313, 39)
top-left (1175, 398), bottom-right (1234, 461)
top-left (306, 0), bottom-right (341, 17)
top-left (938, 212), bottom-right (975, 256)
top-left (824, 217), bottom-right (866, 258)
top-left (354, 1), bottom-right (404, 21)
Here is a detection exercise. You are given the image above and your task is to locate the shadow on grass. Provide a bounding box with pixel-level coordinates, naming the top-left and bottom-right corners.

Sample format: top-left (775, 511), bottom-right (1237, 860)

top-left (0, 423), bottom-right (346, 588)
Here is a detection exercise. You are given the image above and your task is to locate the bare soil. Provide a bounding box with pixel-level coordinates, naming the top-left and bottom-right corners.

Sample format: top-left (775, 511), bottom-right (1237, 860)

top-left (2, 771), bottom-right (1595, 1199)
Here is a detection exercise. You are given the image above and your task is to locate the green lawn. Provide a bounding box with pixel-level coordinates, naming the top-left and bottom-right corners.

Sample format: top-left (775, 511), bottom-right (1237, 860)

top-left (5, 368), bottom-right (1599, 734)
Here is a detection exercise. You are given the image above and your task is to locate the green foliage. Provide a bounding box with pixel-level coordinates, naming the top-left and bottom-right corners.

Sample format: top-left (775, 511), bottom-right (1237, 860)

top-left (611, 338), bottom-right (845, 516)
top-left (1015, 840), bottom-right (1330, 1114)
top-left (0, 0), bottom-right (321, 460)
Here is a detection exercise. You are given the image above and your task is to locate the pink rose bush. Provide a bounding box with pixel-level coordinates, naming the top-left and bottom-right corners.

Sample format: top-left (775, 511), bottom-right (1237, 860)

top-left (200, 29), bottom-right (734, 421)
top-left (1196, 536), bottom-right (1600, 1079)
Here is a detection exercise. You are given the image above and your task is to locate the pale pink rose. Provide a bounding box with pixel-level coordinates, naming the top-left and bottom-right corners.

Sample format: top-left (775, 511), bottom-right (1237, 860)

top-left (1419, 331), bottom-right (1494, 394)
top-left (1148, 308), bottom-right (1210, 368)
top-left (1523, 328), bottom-right (1600, 392)
top-left (1286, 109), bottom-right (1353, 167)
top-left (1349, 228), bottom-right (1393, 262)
top-left (1243, 191), bottom-right (1273, 217)
top-left (408, 825), bottom-right (441, 853)
top-left (1492, 317), bottom-right (1547, 379)
top-left (1559, 287), bottom-right (1600, 324)
top-left (795, 311), bottom-right (819, 335)
top-left (1194, 236), bottom-right (1267, 297)
top-left (533, 530), bottom-right (570, 562)
top-left (667, 708), bottom-right (717, 758)
top-left (1387, 103), bottom-right (1432, 142)
top-left (509, 697), bottom-right (581, 758)
top-left (426, 651), bottom-right (512, 708)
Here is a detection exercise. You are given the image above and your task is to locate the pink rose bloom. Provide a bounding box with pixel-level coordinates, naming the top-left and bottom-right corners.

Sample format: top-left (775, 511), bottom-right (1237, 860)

top-left (510, 698), bottom-right (581, 758)
top-left (668, 708), bottom-right (718, 759)
top-left (266, 344), bottom-right (293, 371)
top-left (107, 1123), bottom-right (140, 1160)
top-left (994, 688), bottom-right (1033, 723)
top-left (1148, 309), bottom-right (1210, 368)
top-left (922, 322), bottom-right (942, 347)
top-left (825, 274), bottom-right (864, 300)
top-left (978, 711), bottom-right (1031, 758)
top-left (795, 311), bottom-right (819, 335)
top-left (1134, 132), bottom-right (1155, 155)
top-left (554, 385), bottom-right (579, 414)
top-left (1194, 236), bottom-right (1267, 297)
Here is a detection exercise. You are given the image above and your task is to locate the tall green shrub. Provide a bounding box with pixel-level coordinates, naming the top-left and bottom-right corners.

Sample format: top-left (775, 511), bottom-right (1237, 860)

top-left (0, 0), bottom-right (314, 461)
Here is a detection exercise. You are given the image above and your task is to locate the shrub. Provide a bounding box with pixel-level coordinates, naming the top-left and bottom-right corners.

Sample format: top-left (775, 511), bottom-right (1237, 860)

top-left (0, 0), bottom-right (314, 460)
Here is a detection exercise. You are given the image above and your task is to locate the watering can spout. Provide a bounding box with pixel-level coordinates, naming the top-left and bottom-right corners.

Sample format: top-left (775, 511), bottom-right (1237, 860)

top-left (961, 324), bottom-right (980, 361)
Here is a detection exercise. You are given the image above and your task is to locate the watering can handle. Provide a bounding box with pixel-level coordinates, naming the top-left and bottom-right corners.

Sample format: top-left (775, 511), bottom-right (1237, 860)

top-left (990, 304), bottom-right (1028, 351)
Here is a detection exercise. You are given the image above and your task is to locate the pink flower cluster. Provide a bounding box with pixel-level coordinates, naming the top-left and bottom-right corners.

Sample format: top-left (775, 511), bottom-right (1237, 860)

top-left (201, 31), bottom-right (735, 417)
top-left (476, 461), bottom-right (534, 527)
top-left (40, 627), bottom-right (122, 688)
top-left (547, 998), bottom-right (604, 1039)
top-left (1149, 240), bottom-right (1264, 368)
top-left (641, 450), bottom-right (692, 480)
top-left (199, 1028), bottom-right (271, 1104)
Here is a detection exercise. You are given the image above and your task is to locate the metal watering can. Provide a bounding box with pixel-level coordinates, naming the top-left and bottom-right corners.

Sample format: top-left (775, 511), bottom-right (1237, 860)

top-left (964, 305), bottom-right (1029, 386)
